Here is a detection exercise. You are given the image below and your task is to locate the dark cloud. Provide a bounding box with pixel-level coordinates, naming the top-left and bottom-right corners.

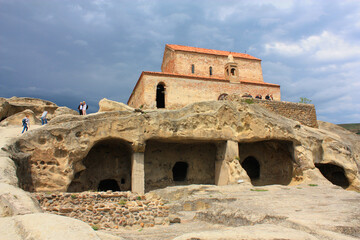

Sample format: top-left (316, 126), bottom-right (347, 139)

top-left (0, 0), bottom-right (359, 123)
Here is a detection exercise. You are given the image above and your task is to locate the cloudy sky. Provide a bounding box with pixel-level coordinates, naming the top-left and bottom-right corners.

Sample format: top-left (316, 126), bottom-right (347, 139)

top-left (1, 0), bottom-right (359, 124)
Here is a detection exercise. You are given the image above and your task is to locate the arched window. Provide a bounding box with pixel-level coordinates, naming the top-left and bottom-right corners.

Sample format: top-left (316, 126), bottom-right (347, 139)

top-left (231, 68), bottom-right (236, 76)
top-left (156, 83), bottom-right (165, 108)
top-left (209, 66), bottom-right (213, 76)
top-left (191, 64), bottom-right (195, 74)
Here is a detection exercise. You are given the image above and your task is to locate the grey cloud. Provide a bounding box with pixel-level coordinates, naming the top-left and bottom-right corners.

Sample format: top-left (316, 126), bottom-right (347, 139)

top-left (0, 0), bottom-right (359, 123)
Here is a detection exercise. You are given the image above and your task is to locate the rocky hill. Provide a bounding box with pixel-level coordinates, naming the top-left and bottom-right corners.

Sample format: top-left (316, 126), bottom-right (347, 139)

top-left (338, 123), bottom-right (360, 135)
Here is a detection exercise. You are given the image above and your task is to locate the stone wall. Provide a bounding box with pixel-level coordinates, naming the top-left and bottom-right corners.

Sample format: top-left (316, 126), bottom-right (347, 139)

top-left (33, 191), bottom-right (169, 230)
top-left (257, 100), bottom-right (318, 128)
top-left (227, 95), bottom-right (318, 128)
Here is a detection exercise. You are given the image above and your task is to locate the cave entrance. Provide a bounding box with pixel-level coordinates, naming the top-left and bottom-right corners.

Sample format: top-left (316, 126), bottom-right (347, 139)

top-left (315, 163), bottom-right (349, 188)
top-left (98, 179), bottom-right (120, 191)
top-left (67, 138), bottom-right (132, 192)
top-left (241, 156), bottom-right (260, 181)
top-left (239, 140), bottom-right (294, 186)
top-left (172, 162), bottom-right (188, 181)
top-left (144, 140), bottom-right (216, 191)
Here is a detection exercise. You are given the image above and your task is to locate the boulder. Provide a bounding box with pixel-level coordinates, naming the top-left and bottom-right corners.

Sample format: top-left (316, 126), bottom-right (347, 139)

top-left (0, 97), bottom-right (58, 122)
top-left (0, 157), bottom-right (18, 186)
top-left (53, 106), bottom-right (79, 118)
top-left (98, 98), bottom-right (134, 112)
top-left (0, 109), bottom-right (41, 126)
top-left (0, 213), bottom-right (125, 240)
top-left (0, 183), bottom-right (42, 217)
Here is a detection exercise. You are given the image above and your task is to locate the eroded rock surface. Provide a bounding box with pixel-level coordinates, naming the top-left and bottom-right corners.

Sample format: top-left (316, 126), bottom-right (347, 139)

top-left (6, 100), bottom-right (360, 192)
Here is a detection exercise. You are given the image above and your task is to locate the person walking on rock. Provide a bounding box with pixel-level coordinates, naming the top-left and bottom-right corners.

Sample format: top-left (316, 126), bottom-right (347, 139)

top-left (21, 115), bottom-right (30, 133)
top-left (41, 111), bottom-right (48, 125)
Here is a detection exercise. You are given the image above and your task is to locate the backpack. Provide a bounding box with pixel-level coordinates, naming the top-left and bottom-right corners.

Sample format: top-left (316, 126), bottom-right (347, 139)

top-left (22, 118), bottom-right (27, 125)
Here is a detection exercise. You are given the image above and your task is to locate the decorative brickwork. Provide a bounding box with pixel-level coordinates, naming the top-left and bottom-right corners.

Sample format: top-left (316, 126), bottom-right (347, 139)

top-left (33, 191), bottom-right (169, 230)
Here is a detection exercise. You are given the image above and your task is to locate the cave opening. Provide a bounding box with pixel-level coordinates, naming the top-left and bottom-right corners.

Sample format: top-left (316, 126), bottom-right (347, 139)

top-left (241, 156), bottom-right (260, 181)
top-left (315, 163), bottom-right (349, 188)
top-left (239, 140), bottom-right (294, 186)
top-left (67, 138), bottom-right (132, 192)
top-left (172, 161), bottom-right (188, 181)
top-left (98, 179), bottom-right (120, 191)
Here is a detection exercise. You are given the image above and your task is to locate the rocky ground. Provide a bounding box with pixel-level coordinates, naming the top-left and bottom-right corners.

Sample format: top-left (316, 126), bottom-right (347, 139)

top-left (1, 121), bottom-right (360, 239)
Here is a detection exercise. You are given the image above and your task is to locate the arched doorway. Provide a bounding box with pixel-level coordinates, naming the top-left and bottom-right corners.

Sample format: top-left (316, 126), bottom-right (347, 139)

top-left (68, 138), bottom-right (132, 192)
top-left (172, 162), bottom-right (188, 181)
top-left (315, 163), bottom-right (349, 188)
top-left (156, 83), bottom-right (165, 108)
top-left (241, 156), bottom-right (260, 181)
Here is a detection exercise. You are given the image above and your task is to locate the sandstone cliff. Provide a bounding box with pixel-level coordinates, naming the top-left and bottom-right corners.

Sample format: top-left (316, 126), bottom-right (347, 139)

top-left (5, 99), bottom-right (360, 192)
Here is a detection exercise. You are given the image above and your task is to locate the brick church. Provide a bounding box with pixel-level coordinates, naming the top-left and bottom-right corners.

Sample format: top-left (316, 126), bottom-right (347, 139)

top-left (128, 44), bottom-right (280, 109)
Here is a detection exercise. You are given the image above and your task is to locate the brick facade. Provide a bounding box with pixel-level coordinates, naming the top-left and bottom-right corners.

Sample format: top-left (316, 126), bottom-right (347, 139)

top-left (128, 44), bottom-right (280, 109)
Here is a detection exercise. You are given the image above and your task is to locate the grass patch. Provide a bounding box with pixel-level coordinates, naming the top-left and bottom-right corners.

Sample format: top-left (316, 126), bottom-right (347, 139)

top-left (308, 184), bottom-right (318, 187)
top-left (71, 194), bottom-right (77, 199)
top-left (136, 196), bottom-right (142, 200)
top-left (118, 199), bottom-right (127, 205)
top-left (250, 188), bottom-right (268, 192)
top-left (297, 187), bottom-right (302, 189)
top-left (92, 225), bottom-right (99, 231)
top-left (243, 98), bottom-right (254, 104)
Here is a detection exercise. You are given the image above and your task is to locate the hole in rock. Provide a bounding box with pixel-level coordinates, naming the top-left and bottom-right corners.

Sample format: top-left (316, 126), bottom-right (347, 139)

top-left (98, 179), bottom-right (120, 191)
top-left (241, 156), bottom-right (260, 180)
top-left (315, 163), bottom-right (349, 188)
top-left (172, 162), bottom-right (188, 181)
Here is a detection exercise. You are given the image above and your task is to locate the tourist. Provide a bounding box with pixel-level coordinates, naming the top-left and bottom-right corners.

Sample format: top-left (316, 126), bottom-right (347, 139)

top-left (78, 102), bottom-right (83, 115)
top-left (40, 111), bottom-right (48, 125)
top-left (82, 101), bottom-right (88, 115)
top-left (21, 115), bottom-right (30, 133)
top-left (255, 94), bottom-right (262, 99)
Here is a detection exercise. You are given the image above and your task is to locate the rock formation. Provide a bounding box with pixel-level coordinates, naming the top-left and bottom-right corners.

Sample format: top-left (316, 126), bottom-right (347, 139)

top-left (0, 97), bottom-right (77, 125)
top-left (0, 97), bottom-right (359, 239)
top-left (5, 99), bottom-right (360, 193)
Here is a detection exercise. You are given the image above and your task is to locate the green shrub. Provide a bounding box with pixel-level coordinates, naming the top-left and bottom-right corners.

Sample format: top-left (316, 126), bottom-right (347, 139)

top-left (92, 225), bottom-right (99, 231)
top-left (299, 97), bottom-right (312, 104)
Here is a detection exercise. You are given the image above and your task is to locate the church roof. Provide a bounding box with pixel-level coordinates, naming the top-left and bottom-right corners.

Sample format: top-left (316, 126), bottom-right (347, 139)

top-left (166, 44), bottom-right (261, 61)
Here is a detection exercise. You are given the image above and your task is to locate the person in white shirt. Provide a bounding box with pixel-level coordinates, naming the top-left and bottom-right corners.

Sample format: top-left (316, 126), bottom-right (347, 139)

top-left (82, 101), bottom-right (88, 115)
top-left (41, 111), bottom-right (48, 125)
